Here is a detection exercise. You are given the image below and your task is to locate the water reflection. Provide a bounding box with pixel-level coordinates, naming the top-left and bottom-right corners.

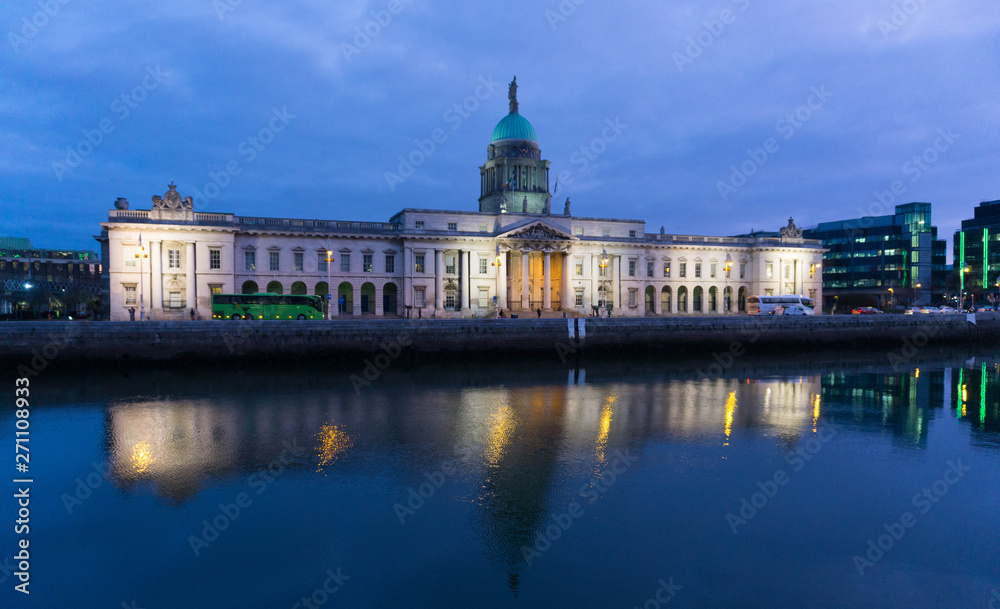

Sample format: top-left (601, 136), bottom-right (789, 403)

top-left (92, 356), bottom-right (1000, 596)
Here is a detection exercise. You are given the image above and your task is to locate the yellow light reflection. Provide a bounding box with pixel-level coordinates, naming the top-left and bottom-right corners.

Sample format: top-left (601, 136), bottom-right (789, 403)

top-left (315, 423), bottom-right (352, 472)
top-left (812, 394), bottom-right (821, 432)
top-left (595, 395), bottom-right (615, 464)
top-left (485, 405), bottom-right (517, 466)
top-left (130, 441), bottom-right (154, 474)
top-left (915, 368), bottom-right (920, 379)
top-left (724, 391), bottom-right (737, 446)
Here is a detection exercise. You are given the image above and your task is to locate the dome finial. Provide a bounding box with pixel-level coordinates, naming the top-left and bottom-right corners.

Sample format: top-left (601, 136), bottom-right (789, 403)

top-left (508, 76), bottom-right (518, 114)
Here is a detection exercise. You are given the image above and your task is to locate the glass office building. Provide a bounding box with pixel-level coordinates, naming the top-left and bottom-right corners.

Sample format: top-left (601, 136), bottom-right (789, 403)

top-left (953, 199), bottom-right (1000, 308)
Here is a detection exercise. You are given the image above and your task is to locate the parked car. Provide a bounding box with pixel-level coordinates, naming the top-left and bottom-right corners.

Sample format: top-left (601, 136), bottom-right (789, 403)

top-left (976, 306), bottom-right (997, 312)
top-left (938, 306), bottom-right (958, 314)
top-left (776, 304), bottom-right (813, 316)
top-left (904, 307), bottom-right (919, 315)
top-left (851, 307), bottom-right (882, 315)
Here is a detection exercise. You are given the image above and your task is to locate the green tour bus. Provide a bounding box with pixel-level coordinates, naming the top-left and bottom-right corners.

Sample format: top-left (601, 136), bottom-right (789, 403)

top-left (212, 293), bottom-right (324, 320)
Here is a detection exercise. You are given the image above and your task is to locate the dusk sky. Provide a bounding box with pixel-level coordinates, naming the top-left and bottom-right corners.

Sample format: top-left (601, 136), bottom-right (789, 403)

top-left (2, 0), bottom-right (998, 259)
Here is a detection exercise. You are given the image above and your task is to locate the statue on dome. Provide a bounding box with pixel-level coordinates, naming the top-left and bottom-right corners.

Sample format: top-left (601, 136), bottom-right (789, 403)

top-left (508, 76), bottom-right (518, 114)
top-left (779, 217), bottom-right (802, 238)
top-left (152, 181), bottom-right (193, 210)
top-left (563, 198), bottom-right (571, 216)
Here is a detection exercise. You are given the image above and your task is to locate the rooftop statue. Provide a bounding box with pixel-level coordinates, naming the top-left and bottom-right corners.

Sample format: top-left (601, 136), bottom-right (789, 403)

top-left (508, 76), bottom-right (518, 114)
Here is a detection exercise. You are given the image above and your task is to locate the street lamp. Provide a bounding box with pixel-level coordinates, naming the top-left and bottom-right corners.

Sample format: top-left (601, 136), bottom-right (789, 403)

top-left (724, 253), bottom-right (733, 315)
top-left (888, 287), bottom-right (894, 311)
top-left (135, 236), bottom-right (147, 321)
top-left (599, 248), bottom-right (609, 317)
top-left (961, 264), bottom-right (971, 311)
top-left (491, 244), bottom-right (502, 318)
top-left (325, 250), bottom-right (334, 319)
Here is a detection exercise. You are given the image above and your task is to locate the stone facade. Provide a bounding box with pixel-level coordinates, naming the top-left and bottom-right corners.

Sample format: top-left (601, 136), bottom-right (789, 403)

top-left (97, 81), bottom-right (825, 321)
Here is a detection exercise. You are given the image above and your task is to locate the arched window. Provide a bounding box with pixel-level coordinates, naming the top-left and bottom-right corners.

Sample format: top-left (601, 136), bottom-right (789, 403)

top-left (383, 283), bottom-right (398, 315)
top-left (693, 286), bottom-right (703, 312)
top-left (709, 286), bottom-right (718, 313)
top-left (241, 281), bottom-right (258, 294)
top-left (314, 281), bottom-right (329, 297)
top-left (724, 286), bottom-right (733, 312)
top-left (738, 287), bottom-right (749, 312)
top-left (678, 286), bottom-right (688, 313)
top-left (266, 281), bottom-right (283, 294)
top-left (290, 281), bottom-right (307, 295)
top-left (644, 286), bottom-right (656, 314)
top-left (661, 286), bottom-right (671, 313)
top-left (338, 282), bottom-right (353, 314)
top-left (360, 282), bottom-right (376, 314)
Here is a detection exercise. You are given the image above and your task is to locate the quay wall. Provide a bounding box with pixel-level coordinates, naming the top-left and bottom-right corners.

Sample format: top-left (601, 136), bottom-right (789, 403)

top-left (2, 314), bottom-right (998, 367)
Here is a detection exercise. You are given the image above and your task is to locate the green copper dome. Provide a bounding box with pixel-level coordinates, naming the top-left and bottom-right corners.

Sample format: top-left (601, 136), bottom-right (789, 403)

top-left (491, 112), bottom-right (537, 143)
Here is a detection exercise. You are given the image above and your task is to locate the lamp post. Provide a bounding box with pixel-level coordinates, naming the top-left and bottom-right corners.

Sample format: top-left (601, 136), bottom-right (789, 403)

top-left (724, 252), bottom-right (733, 315)
top-left (599, 248), bottom-right (610, 317)
top-left (491, 244), bottom-right (502, 318)
top-left (135, 235), bottom-right (147, 321)
top-left (325, 249), bottom-right (333, 319)
top-left (810, 261), bottom-right (822, 314)
top-left (961, 264), bottom-right (970, 311)
top-left (888, 287), bottom-right (894, 312)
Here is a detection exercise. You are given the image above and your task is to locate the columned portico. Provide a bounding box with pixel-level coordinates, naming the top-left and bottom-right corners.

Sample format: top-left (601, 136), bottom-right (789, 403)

top-left (497, 249), bottom-right (508, 310)
top-left (542, 251), bottom-right (552, 310)
top-left (461, 250), bottom-right (470, 311)
top-left (520, 251), bottom-right (530, 310)
top-left (403, 247), bottom-right (413, 309)
top-left (561, 252), bottom-right (571, 310)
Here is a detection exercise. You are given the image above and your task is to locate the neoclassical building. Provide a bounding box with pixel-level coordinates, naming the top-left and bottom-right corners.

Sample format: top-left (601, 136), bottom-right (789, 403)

top-left (98, 80), bottom-right (824, 321)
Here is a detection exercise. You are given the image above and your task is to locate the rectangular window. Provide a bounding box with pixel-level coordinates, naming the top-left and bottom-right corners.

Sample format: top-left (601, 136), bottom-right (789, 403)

top-left (446, 256), bottom-right (455, 275)
top-left (385, 255), bottom-right (395, 273)
top-left (602, 228), bottom-right (611, 237)
top-left (244, 251), bottom-right (255, 271)
top-left (209, 249), bottom-right (221, 269)
top-left (124, 285), bottom-right (136, 305)
top-left (415, 254), bottom-right (425, 273)
top-left (911, 251), bottom-right (919, 263)
top-left (765, 288), bottom-right (774, 296)
top-left (784, 263), bottom-right (791, 279)
top-left (710, 263), bottom-right (716, 278)
top-left (679, 263), bottom-right (687, 278)
top-left (478, 288), bottom-right (489, 308)
top-left (479, 258), bottom-right (488, 274)
top-left (575, 227), bottom-right (584, 236)
top-left (210, 285), bottom-right (223, 295)
top-left (695, 263), bottom-right (702, 278)
top-left (341, 254), bottom-right (351, 273)
top-left (168, 249), bottom-right (180, 269)
top-left (445, 292), bottom-right (456, 308)
top-left (575, 261), bottom-right (584, 276)
top-left (663, 262), bottom-right (670, 277)
top-left (125, 259), bottom-right (135, 268)
top-left (911, 265), bottom-right (919, 278)
top-left (363, 254), bottom-right (373, 273)
top-left (269, 252), bottom-right (280, 271)
top-left (415, 221), bottom-right (425, 229)
top-left (168, 292), bottom-right (181, 308)
top-left (575, 289), bottom-right (584, 306)
top-left (294, 252), bottom-right (303, 272)
top-left (448, 222), bottom-right (458, 232)
top-left (740, 263), bottom-right (746, 279)
top-left (628, 260), bottom-right (636, 277)
top-left (479, 224), bottom-right (488, 233)
top-left (318, 254), bottom-right (328, 272)
top-left (628, 289), bottom-right (637, 307)
top-left (911, 234), bottom-right (920, 247)
top-left (415, 287), bottom-right (425, 307)
top-left (629, 230), bottom-right (637, 238)
top-left (766, 262), bottom-right (774, 279)
top-left (647, 261), bottom-right (654, 278)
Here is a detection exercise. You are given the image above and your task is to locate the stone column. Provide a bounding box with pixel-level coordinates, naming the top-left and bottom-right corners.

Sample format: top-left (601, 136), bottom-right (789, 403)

top-left (613, 255), bottom-right (622, 311)
top-left (542, 251), bottom-right (552, 310)
top-left (561, 252), bottom-right (572, 310)
top-left (497, 250), bottom-right (507, 309)
top-left (461, 250), bottom-right (470, 312)
top-left (434, 249), bottom-right (443, 311)
top-left (521, 251), bottom-right (530, 310)
top-left (403, 248), bottom-right (413, 311)
top-left (591, 253), bottom-right (599, 308)
top-left (185, 242), bottom-right (196, 315)
top-left (150, 240), bottom-right (162, 314)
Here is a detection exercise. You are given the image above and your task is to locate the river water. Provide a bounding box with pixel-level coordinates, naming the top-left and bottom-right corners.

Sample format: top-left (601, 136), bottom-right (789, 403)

top-left (5, 352), bottom-right (999, 608)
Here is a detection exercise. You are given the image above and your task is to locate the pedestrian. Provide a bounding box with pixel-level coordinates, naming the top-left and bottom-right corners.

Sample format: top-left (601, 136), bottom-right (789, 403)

top-left (190, 308), bottom-right (196, 320)
top-left (536, 307), bottom-right (542, 318)
top-left (128, 307), bottom-right (136, 321)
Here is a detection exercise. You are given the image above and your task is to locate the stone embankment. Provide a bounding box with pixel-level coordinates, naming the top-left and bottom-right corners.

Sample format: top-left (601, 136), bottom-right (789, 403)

top-left (1, 314), bottom-right (997, 367)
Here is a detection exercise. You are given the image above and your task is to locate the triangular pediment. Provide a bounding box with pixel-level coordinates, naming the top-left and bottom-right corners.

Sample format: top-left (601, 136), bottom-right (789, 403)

top-left (498, 220), bottom-right (574, 241)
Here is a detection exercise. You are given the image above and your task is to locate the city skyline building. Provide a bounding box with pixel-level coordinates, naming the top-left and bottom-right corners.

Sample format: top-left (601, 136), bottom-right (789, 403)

top-left (953, 199), bottom-right (1000, 308)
